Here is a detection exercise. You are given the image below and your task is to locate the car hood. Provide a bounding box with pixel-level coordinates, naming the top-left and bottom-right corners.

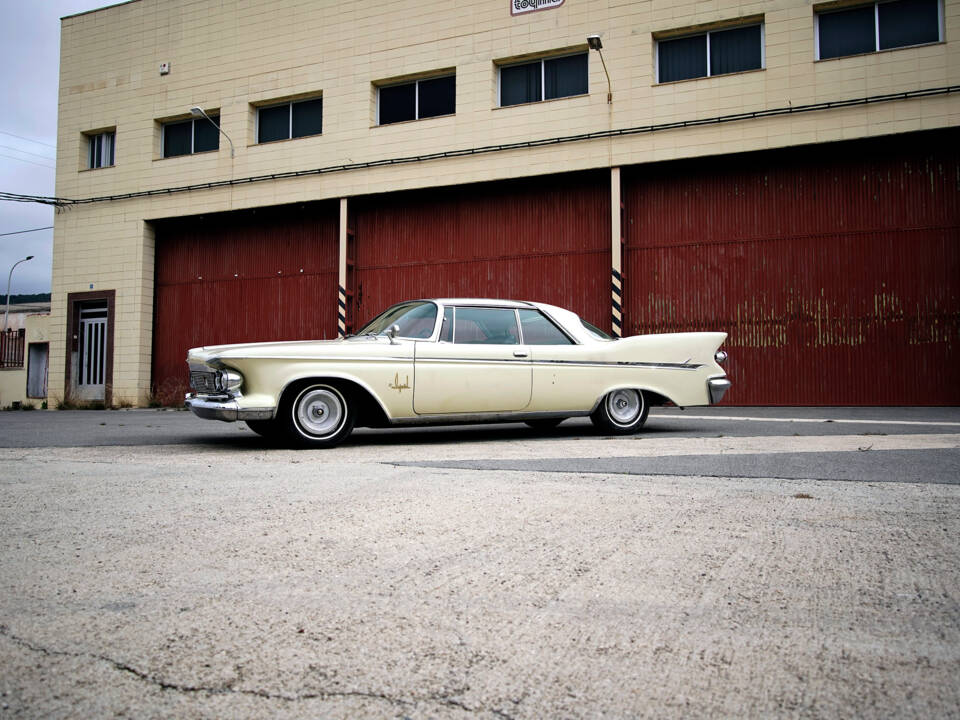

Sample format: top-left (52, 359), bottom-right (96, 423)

top-left (187, 335), bottom-right (402, 366)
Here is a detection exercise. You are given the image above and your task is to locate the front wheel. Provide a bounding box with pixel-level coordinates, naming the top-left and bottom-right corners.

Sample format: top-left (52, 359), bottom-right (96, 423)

top-left (590, 389), bottom-right (649, 435)
top-left (245, 419), bottom-right (282, 439)
top-left (282, 382), bottom-right (355, 448)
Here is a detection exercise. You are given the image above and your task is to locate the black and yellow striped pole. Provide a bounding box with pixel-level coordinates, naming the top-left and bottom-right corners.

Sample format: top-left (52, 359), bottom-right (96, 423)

top-left (610, 167), bottom-right (623, 338)
top-left (338, 198), bottom-right (348, 338)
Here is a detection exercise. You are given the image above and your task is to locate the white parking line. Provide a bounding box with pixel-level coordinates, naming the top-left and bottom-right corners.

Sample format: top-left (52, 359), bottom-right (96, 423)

top-left (658, 415), bottom-right (960, 427)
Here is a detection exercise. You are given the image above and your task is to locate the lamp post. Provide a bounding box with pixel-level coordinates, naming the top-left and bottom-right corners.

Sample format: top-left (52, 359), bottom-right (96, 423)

top-left (190, 106), bottom-right (235, 158)
top-left (587, 35), bottom-right (612, 103)
top-left (4, 255), bottom-right (34, 331)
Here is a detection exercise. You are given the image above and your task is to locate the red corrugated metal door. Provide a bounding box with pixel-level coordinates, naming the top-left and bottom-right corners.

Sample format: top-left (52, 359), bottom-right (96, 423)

top-left (623, 129), bottom-right (960, 405)
top-left (351, 172), bottom-right (610, 331)
top-left (152, 202), bottom-right (339, 403)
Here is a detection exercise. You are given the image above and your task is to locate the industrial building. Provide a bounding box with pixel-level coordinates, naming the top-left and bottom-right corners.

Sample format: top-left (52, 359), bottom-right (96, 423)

top-left (50, 0), bottom-right (959, 407)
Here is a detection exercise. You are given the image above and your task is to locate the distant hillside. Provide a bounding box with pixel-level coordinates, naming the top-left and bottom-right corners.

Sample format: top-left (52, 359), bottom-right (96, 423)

top-left (7, 293), bottom-right (51, 304)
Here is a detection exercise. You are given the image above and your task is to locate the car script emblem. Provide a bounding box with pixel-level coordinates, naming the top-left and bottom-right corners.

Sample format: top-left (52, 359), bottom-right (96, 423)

top-left (389, 373), bottom-right (411, 392)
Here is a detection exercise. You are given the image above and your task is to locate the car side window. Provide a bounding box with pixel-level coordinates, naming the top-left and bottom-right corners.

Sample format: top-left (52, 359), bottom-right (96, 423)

top-left (518, 309), bottom-right (574, 345)
top-left (439, 306), bottom-right (453, 342)
top-left (453, 307), bottom-right (519, 345)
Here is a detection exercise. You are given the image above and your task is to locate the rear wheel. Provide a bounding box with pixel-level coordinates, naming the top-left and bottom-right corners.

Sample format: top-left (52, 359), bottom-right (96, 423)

top-left (590, 389), bottom-right (649, 435)
top-left (282, 382), bottom-right (355, 448)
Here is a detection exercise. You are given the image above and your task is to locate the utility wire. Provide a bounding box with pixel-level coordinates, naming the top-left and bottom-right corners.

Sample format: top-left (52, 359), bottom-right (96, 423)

top-left (0, 84), bottom-right (957, 208)
top-left (0, 226), bottom-right (54, 237)
top-left (0, 143), bottom-right (56, 160)
top-left (0, 129), bottom-right (56, 148)
top-left (0, 153), bottom-right (56, 170)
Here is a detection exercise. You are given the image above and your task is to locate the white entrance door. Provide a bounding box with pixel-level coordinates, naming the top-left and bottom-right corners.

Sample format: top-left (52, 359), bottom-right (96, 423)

top-left (77, 306), bottom-right (107, 401)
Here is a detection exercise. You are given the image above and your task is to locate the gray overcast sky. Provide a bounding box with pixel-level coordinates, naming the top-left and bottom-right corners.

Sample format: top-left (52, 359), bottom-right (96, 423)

top-left (0, 0), bottom-right (103, 295)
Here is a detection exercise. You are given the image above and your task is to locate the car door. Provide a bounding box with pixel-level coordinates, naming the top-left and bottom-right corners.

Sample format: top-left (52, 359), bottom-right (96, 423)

top-left (519, 307), bottom-right (603, 412)
top-left (413, 306), bottom-right (532, 414)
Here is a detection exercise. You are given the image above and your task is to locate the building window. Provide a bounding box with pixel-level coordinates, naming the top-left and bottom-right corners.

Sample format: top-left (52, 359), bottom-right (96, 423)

top-left (499, 53), bottom-right (588, 107)
top-left (162, 116), bottom-right (219, 158)
top-left (816, 0), bottom-right (942, 60)
top-left (87, 131), bottom-right (114, 169)
top-left (657, 23), bottom-right (763, 83)
top-left (257, 97), bottom-right (323, 143)
top-left (378, 75), bottom-right (455, 125)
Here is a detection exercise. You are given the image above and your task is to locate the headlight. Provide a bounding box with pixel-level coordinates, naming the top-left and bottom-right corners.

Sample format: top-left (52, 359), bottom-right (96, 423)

top-left (714, 350), bottom-right (728, 365)
top-left (215, 370), bottom-right (243, 394)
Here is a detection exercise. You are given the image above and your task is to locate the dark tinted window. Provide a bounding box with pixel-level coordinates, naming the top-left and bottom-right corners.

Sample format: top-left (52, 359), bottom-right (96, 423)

top-left (710, 24), bottom-right (762, 75)
top-left (418, 75), bottom-right (456, 118)
top-left (544, 53), bottom-right (588, 99)
top-left (878, 0), bottom-right (940, 49)
top-left (518, 309), bottom-right (573, 345)
top-left (163, 120), bottom-right (192, 158)
top-left (193, 115), bottom-right (220, 153)
top-left (500, 61), bottom-right (542, 106)
top-left (818, 5), bottom-right (876, 59)
top-left (659, 34), bottom-right (707, 82)
top-left (379, 83), bottom-right (417, 124)
top-left (258, 104), bottom-right (289, 143)
top-left (292, 98), bottom-right (323, 137)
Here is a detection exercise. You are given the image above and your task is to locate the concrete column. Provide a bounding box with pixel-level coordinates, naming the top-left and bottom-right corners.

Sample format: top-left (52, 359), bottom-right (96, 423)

top-left (338, 198), bottom-right (348, 338)
top-left (610, 167), bottom-right (623, 338)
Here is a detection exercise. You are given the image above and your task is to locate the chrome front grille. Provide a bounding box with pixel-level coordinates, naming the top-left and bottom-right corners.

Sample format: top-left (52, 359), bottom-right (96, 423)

top-left (190, 371), bottom-right (218, 393)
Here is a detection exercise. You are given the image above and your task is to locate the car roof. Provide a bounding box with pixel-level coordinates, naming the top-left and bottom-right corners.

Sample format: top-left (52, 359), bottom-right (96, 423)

top-left (429, 298), bottom-right (537, 308)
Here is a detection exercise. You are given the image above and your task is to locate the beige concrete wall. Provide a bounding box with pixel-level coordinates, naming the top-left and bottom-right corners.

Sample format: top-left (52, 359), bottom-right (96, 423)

top-left (0, 313), bottom-right (50, 408)
top-left (53, 0), bottom-right (960, 404)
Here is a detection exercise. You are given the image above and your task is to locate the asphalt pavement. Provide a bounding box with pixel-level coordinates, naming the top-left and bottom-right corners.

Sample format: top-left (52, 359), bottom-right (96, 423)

top-left (0, 406), bottom-right (958, 719)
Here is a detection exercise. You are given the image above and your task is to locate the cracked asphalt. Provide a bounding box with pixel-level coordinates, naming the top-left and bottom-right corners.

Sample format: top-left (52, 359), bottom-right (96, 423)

top-left (0, 407), bottom-right (958, 718)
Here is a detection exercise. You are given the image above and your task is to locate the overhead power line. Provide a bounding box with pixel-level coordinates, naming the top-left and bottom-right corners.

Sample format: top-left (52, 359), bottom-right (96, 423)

top-left (0, 226), bottom-right (54, 237)
top-left (0, 153), bottom-right (56, 170)
top-left (0, 143), bottom-right (56, 160)
top-left (0, 129), bottom-right (57, 148)
top-left (0, 84), bottom-right (957, 209)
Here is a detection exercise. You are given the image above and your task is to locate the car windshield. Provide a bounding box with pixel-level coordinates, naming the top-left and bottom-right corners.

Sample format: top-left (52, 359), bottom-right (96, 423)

top-left (356, 301), bottom-right (438, 339)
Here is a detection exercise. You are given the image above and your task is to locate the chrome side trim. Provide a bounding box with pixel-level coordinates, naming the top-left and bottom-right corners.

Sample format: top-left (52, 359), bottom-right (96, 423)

top-left (185, 394), bottom-right (275, 422)
top-left (707, 377), bottom-right (732, 405)
top-left (388, 409), bottom-right (592, 426)
top-left (413, 357), bottom-right (703, 370)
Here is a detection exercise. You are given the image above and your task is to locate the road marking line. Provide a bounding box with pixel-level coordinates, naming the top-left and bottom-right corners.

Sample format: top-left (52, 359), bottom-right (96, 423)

top-left (658, 415), bottom-right (960, 427)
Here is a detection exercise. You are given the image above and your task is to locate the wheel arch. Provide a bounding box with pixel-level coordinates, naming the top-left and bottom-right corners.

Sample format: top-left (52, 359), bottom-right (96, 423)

top-left (278, 374), bottom-right (391, 428)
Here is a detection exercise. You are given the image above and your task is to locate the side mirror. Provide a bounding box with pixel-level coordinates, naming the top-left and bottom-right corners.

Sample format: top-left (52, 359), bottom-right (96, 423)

top-left (387, 324), bottom-right (400, 344)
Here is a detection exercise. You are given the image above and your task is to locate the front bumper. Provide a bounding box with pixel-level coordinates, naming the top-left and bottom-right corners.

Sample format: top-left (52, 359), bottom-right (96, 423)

top-left (185, 393), bottom-right (275, 422)
top-left (707, 377), bottom-right (732, 405)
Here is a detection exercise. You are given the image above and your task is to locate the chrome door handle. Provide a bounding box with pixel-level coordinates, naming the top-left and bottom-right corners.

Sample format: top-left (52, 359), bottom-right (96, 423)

top-left (513, 350), bottom-right (528, 358)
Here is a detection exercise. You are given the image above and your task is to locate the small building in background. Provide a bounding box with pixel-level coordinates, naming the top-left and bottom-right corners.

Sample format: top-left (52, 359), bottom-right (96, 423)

top-left (0, 303), bottom-right (50, 408)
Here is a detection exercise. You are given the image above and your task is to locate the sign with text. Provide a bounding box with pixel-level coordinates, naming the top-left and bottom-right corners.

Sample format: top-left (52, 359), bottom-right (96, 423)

top-left (511, 0), bottom-right (564, 16)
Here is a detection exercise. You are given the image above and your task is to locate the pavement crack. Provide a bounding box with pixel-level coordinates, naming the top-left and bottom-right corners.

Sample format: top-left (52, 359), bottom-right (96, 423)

top-left (0, 624), bottom-right (410, 706)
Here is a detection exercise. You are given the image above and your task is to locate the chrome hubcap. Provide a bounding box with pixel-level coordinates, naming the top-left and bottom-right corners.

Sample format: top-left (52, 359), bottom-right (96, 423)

top-left (607, 389), bottom-right (642, 426)
top-left (295, 387), bottom-right (344, 437)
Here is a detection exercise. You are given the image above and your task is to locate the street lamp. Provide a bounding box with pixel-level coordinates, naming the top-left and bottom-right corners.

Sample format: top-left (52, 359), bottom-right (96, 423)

top-left (587, 34), bottom-right (612, 103)
top-left (4, 255), bottom-right (34, 331)
top-left (190, 106), bottom-right (235, 158)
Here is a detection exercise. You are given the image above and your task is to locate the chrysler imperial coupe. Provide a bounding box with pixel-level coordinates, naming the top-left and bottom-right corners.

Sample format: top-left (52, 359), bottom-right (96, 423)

top-left (185, 299), bottom-right (731, 447)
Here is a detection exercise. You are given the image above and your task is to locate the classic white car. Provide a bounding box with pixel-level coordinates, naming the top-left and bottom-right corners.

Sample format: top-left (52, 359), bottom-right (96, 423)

top-left (185, 298), bottom-right (731, 447)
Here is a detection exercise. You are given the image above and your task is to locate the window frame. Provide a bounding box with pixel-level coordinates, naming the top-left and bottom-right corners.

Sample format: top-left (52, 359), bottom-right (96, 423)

top-left (161, 116), bottom-right (220, 158)
top-left (86, 130), bottom-right (115, 169)
top-left (814, 0), bottom-right (944, 60)
top-left (655, 22), bottom-right (765, 84)
top-left (497, 51), bottom-right (589, 107)
top-left (376, 74), bottom-right (456, 126)
top-left (255, 96), bottom-right (324, 144)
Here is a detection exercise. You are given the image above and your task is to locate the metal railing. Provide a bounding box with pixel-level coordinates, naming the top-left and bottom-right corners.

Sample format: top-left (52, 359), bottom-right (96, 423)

top-left (0, 329), bottom-right (25, 369)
